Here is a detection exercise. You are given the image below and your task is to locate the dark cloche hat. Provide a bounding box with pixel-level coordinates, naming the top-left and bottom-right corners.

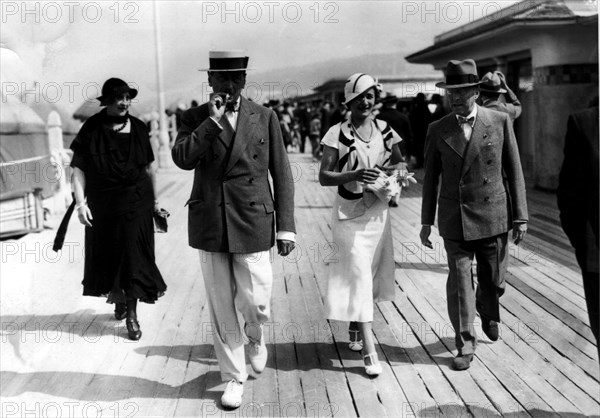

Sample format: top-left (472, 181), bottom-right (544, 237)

top-left (97, 78), bottom-right (138, 105)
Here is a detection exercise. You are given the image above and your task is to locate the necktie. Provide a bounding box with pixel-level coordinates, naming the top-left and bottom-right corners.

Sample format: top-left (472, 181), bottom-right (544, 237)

top-left (457, 115), bottom-right (474, 127)
top-left (225, 101), bottom-right (239, 113)
top-left (457, 115), bottom-right (474, 141)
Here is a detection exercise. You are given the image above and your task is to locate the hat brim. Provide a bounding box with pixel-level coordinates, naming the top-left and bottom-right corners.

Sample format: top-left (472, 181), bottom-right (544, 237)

top-left (198, 68), bottom-right (252, 72)
top-left (480, 86), bottom-right (507, 94)
top-left (97, 87), bottom-right (138, 104)
top-left (435, 81), bottom-right (482, 89)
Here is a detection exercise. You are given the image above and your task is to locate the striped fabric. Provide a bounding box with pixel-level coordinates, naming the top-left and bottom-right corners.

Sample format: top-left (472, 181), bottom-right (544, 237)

top-left (336, 119), bottom-right (395, 200)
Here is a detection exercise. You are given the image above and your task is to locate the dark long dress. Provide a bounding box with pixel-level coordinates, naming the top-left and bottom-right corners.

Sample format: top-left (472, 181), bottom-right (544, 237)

top-left (70, 110), bottom-right (166, 304)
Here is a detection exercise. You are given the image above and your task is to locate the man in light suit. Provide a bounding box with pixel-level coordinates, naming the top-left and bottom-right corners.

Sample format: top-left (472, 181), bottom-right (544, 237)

top-left (420, 59), bottom-right (528, 370)
top-left (172, 51), bottom-right (295, 408)
top-left (557, 105), bottom-right (599, 354)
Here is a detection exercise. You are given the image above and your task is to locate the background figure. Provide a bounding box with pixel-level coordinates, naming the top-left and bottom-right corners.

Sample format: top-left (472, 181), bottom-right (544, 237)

top-left (420, 59), bottom-right (528, 371)
top-left (171, 50), bottom-right (295, 410)
top-left (557, 105), bottom-right (599, 352)
top-left (330, 101), bottom-right (348, 126)
top-left (320, 101), bottom-right (332, 139)
top-left (376, 94), bottom-right (412, 159)
top-left (70, 78), bottom-right (166, 341)
top-left (478, 71), bottom-right (522, 122)
top-left (409, 92), bottom-right (431, 168)
top-left (309, 111), bottom-right (322, 159)
top-left (429, 93), bottom-right (448, 123)
top-left (319, 73), bottom-right (405, 377)
top-left (295, 102), bottom-right (310, 153)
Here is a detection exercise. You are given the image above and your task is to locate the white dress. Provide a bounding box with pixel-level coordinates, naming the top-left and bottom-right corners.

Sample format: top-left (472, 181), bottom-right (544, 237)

top-left (321, 119), bottom-right (401, 322)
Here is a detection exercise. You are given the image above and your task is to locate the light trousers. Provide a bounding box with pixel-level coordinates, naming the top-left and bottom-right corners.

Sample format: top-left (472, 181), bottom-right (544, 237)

top-left (199, 250), bottom-right (273, 383)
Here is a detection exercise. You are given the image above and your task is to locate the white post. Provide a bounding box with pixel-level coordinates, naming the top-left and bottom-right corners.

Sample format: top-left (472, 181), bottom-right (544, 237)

top-left (46, 111), bottom-right (70, 213)
top-left (153, 1), bottom-right (172, 168)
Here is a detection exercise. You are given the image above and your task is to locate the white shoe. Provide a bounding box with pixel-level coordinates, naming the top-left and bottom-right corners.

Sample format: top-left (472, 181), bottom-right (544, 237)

top-left (221, 379), bottom-right (243, 409)
top-left (364, 353), bottom-right (382, 376)
top-left (248, 338), bottom-right (267, 373)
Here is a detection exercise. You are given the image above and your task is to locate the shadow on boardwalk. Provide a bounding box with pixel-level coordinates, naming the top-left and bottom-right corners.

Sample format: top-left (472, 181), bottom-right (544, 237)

top-left (0, 155), bottom-right (598, 417)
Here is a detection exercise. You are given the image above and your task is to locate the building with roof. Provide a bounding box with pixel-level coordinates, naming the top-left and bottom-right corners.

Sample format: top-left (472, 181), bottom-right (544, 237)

top-left (406, 0), bottom-right (598, 190)
top-left (295, 75), bottom-right (444, 106)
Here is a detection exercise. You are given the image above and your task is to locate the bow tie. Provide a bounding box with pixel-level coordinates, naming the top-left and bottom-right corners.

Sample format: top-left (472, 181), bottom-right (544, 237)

top-left (225, 101), bottom-right (239, 113)
top-left (457, 115), bottom-right (474, 127)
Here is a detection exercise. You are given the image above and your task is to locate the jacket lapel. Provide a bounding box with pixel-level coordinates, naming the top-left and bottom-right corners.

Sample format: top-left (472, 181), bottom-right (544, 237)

top-left (441, 115), bottom-right (467, 158)
top-left (461, 105), bottom-right (491, 178)
top-left (225, 98), bottom-right (256, 174)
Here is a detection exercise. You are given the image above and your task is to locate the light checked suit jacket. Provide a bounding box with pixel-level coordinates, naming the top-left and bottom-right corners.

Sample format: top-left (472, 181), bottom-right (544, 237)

top-left (421, 105), bottom-right (528, 241)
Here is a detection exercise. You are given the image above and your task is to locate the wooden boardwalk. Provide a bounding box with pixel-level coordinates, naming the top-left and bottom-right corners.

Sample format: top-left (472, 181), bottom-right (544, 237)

top-left (1, 153), bottom-right (598, 417)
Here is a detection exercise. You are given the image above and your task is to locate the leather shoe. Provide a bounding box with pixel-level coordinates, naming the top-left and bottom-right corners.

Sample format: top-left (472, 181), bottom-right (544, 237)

top-left (452, 353), bottom-right (474, 371)
top-left (248, 339), bottom-right (267, 373)
top-left (114, 303), bottom-right (127, 320)
top-left (221, 379), bottom-right (243, 409)
top-left (481, 316), bottom-right (499, 341)
top-left (126, 318), bottom-right (142, 341)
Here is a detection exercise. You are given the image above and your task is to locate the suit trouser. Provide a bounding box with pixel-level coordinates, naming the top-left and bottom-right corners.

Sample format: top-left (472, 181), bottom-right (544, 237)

top-left (444, 233), bottom-right (508, 355)
top-left (582, 271), bottom-right (599, 348)
top-left (199, 250), bottom-right (273, 383)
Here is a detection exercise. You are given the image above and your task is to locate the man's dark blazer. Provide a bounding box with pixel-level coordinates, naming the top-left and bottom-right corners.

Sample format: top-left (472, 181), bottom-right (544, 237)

top-left (172, 97), bottom-right (295, 253)
top-left (557, 106), bottom-right (599, 273)
top-left (421, 105), bottom-right (528, 241)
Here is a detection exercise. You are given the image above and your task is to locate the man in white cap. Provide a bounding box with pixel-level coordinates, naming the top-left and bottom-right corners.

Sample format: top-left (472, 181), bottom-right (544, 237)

top-left (420, 59), bottom-right (528, 370)
top-left (172, 50), bottom-right (296, 408)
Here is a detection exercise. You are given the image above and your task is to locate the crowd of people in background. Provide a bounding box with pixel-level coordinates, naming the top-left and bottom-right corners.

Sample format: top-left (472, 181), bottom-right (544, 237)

top-left (162, 80), bottom-right (527, 174)
top-left (253, 92), bottom-right (451, 169)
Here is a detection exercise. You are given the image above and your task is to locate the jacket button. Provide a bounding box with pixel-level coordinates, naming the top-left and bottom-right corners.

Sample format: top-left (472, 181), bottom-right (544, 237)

top-left (484, 196), bottom-right (490, 202)
top-left (483, 178), bottom-right (488, 184)
top-left (259, 138), bottom-right (265, 144)
top-left (223, 180), bottom-right (227, 184)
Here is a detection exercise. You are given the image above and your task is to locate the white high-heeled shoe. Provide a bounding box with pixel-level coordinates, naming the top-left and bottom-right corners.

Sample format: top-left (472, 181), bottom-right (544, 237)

top-left (349, 329), bottom-right (363, 352)
top-left (364, 352), bottom-right (382, 376)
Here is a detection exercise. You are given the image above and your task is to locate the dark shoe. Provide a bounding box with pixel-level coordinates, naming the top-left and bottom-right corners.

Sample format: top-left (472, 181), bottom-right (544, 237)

top-left (114, 303), bottom-right (127, 320)
top-left (126, 318), bottom-right (142, 341)
top-left (481, 316), bottom-right (499, 341)
top-left (452, 354), bottom-right (474, 371)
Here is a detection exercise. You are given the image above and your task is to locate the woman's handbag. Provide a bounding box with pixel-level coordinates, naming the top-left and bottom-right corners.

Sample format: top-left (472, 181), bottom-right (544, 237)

top-left (153, 208), bottom-right (170, 233)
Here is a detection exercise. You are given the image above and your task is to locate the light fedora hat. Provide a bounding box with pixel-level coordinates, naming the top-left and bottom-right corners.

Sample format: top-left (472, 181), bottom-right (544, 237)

top-left (199, 50), bottom-right (252, 72)
top-left (480, 72), bottom-right (508, 94)
top-left (436, 59), bottom-right (482, 89)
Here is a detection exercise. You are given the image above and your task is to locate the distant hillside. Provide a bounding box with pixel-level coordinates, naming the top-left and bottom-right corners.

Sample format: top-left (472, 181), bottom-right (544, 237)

top-left (252, 51), bottom-right (440, 97)
top-left (142, 51), bottom-right (441, 109)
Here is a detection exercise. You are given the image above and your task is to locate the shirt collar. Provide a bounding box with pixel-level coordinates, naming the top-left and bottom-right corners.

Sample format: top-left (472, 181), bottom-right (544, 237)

top-left (455, 105), bottom-right (477, 122)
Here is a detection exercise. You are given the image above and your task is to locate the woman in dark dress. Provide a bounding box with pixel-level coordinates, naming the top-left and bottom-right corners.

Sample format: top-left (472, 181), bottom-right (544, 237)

top-left (71, 78), bottom-right (166, 340)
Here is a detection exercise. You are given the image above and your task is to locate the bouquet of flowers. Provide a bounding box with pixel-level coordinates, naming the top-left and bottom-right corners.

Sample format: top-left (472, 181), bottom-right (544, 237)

top-left (364, 165), bottom-right (416, 205)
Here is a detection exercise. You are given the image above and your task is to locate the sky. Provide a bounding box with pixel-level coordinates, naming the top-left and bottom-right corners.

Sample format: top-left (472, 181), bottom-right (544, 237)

top-left (1, 0), bottom-right (525, 113)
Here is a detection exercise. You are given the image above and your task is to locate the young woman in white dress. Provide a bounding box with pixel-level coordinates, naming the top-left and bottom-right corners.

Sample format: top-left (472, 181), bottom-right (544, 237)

top-left (319, 73), bottom-right (405, 376)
